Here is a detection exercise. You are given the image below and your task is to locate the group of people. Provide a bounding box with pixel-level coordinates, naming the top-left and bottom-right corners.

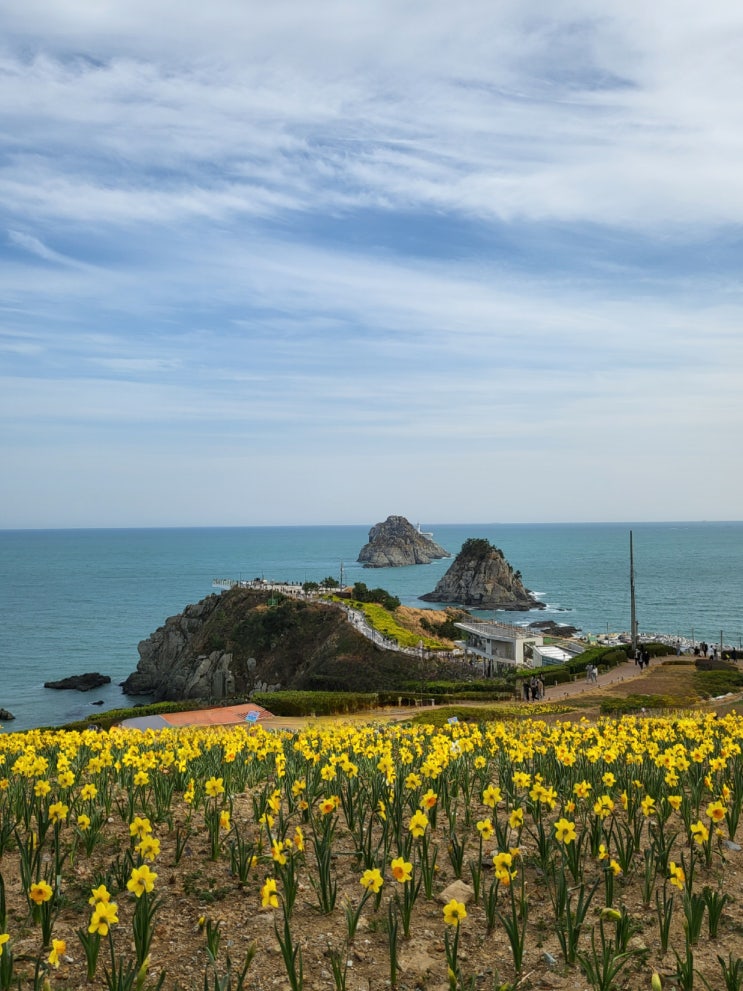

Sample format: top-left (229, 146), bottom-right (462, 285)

top-left (523, 675), bottom-right (545, 701)
top-left (585, 663), bottom-right (599, 683)
top-left (634, 647), bottom-right (651, 668)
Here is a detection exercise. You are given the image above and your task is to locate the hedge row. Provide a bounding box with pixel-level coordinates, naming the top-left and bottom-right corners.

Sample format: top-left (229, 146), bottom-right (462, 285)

top-left (399, 679), bottom-right (512, 696)
top-left (599, 693), bottom-right (685, 715)
top-left (694, 666), bottom-right (743, 698)
top-left (537, 642), bottom-right (672, 687)
top-left (252, 691), bottom-right (379, 716)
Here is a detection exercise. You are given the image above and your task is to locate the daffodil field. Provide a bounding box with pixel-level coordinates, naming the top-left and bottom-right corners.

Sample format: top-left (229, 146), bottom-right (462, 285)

top-left (1, 712), bottom-right (743, 990)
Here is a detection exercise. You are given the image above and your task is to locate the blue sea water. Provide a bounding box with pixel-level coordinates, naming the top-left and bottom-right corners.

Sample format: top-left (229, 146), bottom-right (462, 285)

top-left (1, 522), bottom-right (742, 733)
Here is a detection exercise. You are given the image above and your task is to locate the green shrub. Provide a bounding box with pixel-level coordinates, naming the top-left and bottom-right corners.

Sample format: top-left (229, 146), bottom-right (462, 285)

top-left (405, 679), bottom-right (511, 696)
top-left (694, 666), bottom-right (743, 698)
top-left (410, 702), bottom-right (574, 727)
top-left (539, 667), bottom-right (573, 686)
top-left (351, 582), bottom-right (400, 611)
top-left (251, 691), bottom-right (378, 716)
top-left (599, 694), bottom-right (684, 715)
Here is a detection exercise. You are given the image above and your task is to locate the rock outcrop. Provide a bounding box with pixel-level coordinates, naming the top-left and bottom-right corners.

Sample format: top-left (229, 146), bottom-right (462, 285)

top-left (0, 708), bottom-right (15, 721)
top-left (357, 515), bottom-right (449, 568)
top-left (529, 619), bottom-right (579, 638)
top-left (420, 538), bottom-right (544, 611)
top-left (121, 587), bottom-right (427, 701)
top-left (122, 594), bottom-right (240, 700)
top-left (44, 673), bottom-right (111, 692)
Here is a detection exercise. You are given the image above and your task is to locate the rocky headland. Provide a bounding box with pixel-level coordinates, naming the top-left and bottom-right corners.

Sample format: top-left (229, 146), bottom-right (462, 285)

top-left (357, 515), bottom-right (450, 568)
top-left (420, 537), bottom-right (544, 610)
top-left (122, 587), bottom-right (438, 701)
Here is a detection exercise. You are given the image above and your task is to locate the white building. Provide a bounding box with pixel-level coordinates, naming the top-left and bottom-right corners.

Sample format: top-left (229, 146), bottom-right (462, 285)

top-left (532, 644), bottom-right (573, 667)
top-left (454, 621), bottom-right (544, 673)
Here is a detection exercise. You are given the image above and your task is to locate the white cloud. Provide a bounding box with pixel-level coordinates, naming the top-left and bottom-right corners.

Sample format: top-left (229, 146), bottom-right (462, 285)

top-left (1, 1), bottom-right (743, 525)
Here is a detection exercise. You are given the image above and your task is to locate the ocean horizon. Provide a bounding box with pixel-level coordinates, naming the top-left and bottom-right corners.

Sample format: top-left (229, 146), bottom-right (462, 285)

top-left (1, 520), bottom-right (742, 733)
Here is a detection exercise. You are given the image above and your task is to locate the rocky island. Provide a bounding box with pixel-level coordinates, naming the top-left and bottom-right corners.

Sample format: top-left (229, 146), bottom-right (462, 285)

top-left (420, 537), bottom-right (544, 610)
top-left (357, 515), bottom-right (449, 568)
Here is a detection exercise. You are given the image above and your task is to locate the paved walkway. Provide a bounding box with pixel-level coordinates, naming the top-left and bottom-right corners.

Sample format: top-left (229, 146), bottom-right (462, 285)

top-left (541, 657), bottom-right (652, 702)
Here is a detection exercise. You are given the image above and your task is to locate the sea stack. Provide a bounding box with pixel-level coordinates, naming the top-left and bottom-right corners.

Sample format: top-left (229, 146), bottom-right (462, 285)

top-left (420, 537), bottom-right (544, 610)
top-left (357, 515), bottom-right (450, 568)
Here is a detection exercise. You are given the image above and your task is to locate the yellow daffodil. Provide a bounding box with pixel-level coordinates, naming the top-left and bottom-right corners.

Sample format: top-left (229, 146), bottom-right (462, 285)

top-left (706, 800), bottom-right (726, 823)
top-left (390, 856), bottom-right (413, 883)
top-left (476, 818), bottom-right (494, 841)
top-left (47, 938), bottom-right (66, 968)
top-left (408, 809), bottom-right (429, 838)
top-left (442, 899), bottom-right (467, 925)
top-left (508, 808), bottom-right (524, 830)
top-left (129, 816), bottom-right (152, 839)
top-left (554, 817), bottom-right (577, 844)
top-left (690, 820), bottom-right (709, 845)
top-left (89, 884), bottom-right (112, 906)
top-left (29, 881), bottom-right (53, 905)
top-left (89, 900), bottom-right (119, 936)
top-left (360, 868), bottom-right (384, 893)
top-left (205, 777), bottom-right (224, 798)
top-left (136, 835), bottom-right (161, 861)
top-left (48, 801), bottom-right (68, 824)
top-left (126, 865), bottom-right (157, 898)
top-left (669, 861), bottom-right (685, 889)
top-left (261, 878), bottom-right (279, 909)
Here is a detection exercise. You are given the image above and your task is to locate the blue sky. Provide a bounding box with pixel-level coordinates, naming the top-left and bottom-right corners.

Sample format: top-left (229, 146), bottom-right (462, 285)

top-left (2, 1), bottom-right (743, 527)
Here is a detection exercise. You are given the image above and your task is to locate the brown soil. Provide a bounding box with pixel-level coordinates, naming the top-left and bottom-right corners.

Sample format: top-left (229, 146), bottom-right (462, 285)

top-left (6, 662), bottom-right (741, 990)
top-left (4, 767), bottom-right (741, 991)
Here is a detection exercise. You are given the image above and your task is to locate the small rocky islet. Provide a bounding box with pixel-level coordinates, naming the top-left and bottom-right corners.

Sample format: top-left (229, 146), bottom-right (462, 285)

top-left (421, 537), bottom-right (544, 611)
top-left (356, 515), bottom-right (450, 567)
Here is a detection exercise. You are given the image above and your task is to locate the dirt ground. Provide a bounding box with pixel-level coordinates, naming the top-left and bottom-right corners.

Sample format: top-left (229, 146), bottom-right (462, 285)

top-left (6, 661), bottom-right (741, 990)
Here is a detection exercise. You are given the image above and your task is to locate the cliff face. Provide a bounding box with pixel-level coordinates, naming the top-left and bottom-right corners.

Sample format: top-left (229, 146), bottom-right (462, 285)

top-left (122, 588), bottom-right (417, 701)
top-left (420, 538), bottom-right (544, 611)
top-left (357, 515), bottom-right (449, 568)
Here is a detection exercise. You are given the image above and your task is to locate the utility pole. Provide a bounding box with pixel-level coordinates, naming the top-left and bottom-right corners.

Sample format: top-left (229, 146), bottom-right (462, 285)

top-left (339, 561), bottom-right (344, 590)
top-left (630, 530), bottom-right (638, 654)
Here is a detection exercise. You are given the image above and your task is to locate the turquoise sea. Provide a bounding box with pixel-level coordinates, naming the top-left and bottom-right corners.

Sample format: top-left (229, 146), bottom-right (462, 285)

top-left (1, 522), bottom-right (742, 733)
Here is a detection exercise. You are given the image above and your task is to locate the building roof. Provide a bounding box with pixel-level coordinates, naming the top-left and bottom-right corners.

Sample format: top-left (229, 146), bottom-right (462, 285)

top-left (454, 621), bottom-right (542, 641)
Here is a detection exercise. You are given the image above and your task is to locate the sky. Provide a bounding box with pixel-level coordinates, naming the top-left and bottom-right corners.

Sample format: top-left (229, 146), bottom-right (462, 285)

top-left (2, 1), bottom-right (743, 528)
